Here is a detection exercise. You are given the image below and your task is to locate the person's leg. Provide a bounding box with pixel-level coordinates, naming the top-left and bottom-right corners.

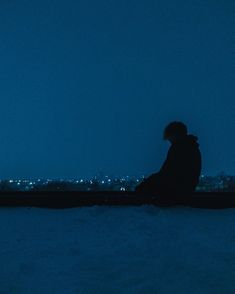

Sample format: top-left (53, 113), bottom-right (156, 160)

top-left (135, 173), bottom-right (161, 193)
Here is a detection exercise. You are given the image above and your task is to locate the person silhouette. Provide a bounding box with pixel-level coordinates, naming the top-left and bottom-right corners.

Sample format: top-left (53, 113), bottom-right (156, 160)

top-left (135, 122), bottom-right (202, 203)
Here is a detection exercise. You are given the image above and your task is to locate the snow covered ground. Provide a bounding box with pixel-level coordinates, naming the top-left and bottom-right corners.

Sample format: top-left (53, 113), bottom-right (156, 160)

top-left (0, 205), bottom-right (235, 294)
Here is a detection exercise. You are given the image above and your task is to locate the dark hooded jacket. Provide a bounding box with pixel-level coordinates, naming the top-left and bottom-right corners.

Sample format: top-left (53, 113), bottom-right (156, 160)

top-left (136, 135), bottom-right (202, 197)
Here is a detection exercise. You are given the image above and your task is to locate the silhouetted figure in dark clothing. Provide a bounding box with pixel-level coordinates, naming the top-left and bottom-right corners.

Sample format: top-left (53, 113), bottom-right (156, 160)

top-left (135, 122), bottom-right (202, 203)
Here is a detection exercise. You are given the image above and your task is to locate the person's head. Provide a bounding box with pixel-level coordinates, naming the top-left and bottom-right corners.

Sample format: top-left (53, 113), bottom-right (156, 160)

top-left (163, 121), bottom-right (188, 143)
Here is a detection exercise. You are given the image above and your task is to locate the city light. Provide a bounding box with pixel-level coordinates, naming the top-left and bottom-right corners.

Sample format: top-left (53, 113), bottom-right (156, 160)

top-left (0, 174), bottom-right (234, 192)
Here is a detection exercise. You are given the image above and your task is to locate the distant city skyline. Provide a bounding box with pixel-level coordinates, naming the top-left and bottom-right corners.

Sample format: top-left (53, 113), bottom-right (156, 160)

top-left (0, 0), bottom-right (234, 178)
top-left (1, 173), bottom-right (235, 192)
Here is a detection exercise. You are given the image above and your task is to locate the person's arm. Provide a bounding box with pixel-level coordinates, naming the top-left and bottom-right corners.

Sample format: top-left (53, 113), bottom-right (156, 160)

top-left (157, 145), bottom-right (179, 179)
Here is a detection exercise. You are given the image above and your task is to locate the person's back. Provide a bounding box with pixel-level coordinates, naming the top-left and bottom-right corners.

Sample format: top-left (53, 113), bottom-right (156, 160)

top-left (136, 122), bottom-right (202, 201)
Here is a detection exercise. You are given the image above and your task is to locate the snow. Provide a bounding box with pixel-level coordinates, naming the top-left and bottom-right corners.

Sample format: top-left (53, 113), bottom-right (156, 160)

top-left (0, 205), bottom-right (235, 293)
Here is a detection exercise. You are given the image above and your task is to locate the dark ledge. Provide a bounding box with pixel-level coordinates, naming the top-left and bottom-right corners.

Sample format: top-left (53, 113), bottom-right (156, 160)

top-left (0, 191), bottom-right (234, 209)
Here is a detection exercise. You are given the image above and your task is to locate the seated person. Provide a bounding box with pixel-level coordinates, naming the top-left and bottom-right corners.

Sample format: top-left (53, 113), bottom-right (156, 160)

top-left (135, 121), bottom-right (202, 202)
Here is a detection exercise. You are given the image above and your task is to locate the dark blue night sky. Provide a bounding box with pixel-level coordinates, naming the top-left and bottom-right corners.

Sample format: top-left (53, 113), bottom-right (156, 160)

top-left (0, 0), bottom-right (234, 178)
